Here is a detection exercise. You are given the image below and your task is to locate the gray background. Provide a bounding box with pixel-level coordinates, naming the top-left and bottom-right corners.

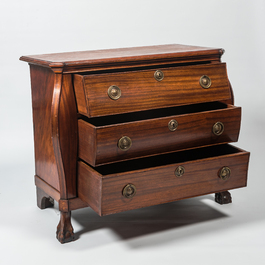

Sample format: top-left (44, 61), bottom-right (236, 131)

top-left (1, 1), bottom-right (264, 264)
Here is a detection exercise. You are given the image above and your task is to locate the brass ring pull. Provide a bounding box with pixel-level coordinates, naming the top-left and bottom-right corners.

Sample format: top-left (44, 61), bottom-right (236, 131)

top-left (213, 122), bottom-right (224, 136)
top-left (219, 166), bottom-right (231, 180)
top-left (168, 119), bottom-right (178, 131)
top-left (123, 184), bottom-right (136, 198)
top-left (108, 85), bottom-right (121, 100)
top-left (199, 75), bottom-right (211, 88)
top-left (154, 70), bottom-right (164, 81)
top-left (118, 136), bottom-right (132, 151)
top-left (175, 166), bottom-right (185, 177)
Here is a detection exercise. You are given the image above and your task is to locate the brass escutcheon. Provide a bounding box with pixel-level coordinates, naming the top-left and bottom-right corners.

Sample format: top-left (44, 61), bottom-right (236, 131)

top-left (118, 136), bottom-right (132, 151)
top-left (199, 75), bottom-right (211, 88)
top-left (168, 119), bottom-right (178, 131)
top-left (219, 166), bottom-right (231, 181)
top-left (154, 70), bottom-right (164, 81)
top-left (175, 166), bottom-right (185, 177)
top-left (123, 184), bottom-right (136, 198)
top-left (108, 85), bottom-right (121, 100)
top-left (213, 121), bottom-right (224, 136)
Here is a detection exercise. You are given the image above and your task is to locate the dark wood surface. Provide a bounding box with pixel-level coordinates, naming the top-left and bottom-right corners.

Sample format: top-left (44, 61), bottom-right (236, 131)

top-left (78, 144), bottom-right (250, 216)
top-left (78, 103), bottom-right (241, 166)
top-left (73, 74), bottom-right (88, 115)
top-left (21, 44), bottom-right (249, 243)
top-left (35, 175), bottom-right (60, 202)
top-left (215, 191), bottom-right (232, 204)
top-left (56, 212), bottom-right (74, 244)
top-left (36, 187), bottom-right (54, 209)
top-left (20, 44), bottom-right (223, 73)
top-left (75, 63), bottom-right (231, 117)
top-left (58, 74), bottom-right (78, 198)
top-left (35, 175), bottom-right (88, 211)
top-left (30, 65), bottom-right (60, 191)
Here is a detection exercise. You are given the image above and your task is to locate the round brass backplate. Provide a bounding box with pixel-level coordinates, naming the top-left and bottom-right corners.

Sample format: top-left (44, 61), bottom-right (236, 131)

top-left (219, 166), bottom-right (231, 181)
top-left (108, 85), bottom-right (121, 100)
top-left (213, 121), bottom-right (224, 136)
top-left (154, 70), bottom-right (164, 81)
top-left (123, 184), bottom-right (136, 198)
top-left (199, 75), bottom-right (211, 88)
top-left (118, 136), bottom-right (132, 151)
top-left (175, 166), bottom-right (185, 177)
top-left (168, 119), bottom-right (178, 131)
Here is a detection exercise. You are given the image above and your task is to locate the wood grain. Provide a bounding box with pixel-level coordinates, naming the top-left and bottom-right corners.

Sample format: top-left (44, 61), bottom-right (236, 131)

top-left (29, 65), bottom-right (60, 191)
top-left (78, 163), bottom-right (102, 214)
top-left (58, 74), bottom-right (78, 198)
top-left (78, 144), bottom-right (250, 216)
top-left (73, 74), bottom-right (88, 115)
top-left (75, 63), bottom-right (231, 117)
top-left (78, 102), bottom-right (241, 166)
top-left (20, 44), bottom-right (223, 73)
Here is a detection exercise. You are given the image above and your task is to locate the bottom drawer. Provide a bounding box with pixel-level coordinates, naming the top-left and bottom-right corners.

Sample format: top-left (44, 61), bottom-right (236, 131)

top-left (78, 144), bottom-right (250, 216)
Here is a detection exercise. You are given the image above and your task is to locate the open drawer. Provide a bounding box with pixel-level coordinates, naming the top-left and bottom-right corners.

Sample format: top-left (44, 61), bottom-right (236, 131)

top-left (78, 101), bottom-right (241, 166)
top-left (73, 62), bottom-right (231, 117)
top-left (78, 144), bottom-right (250, 216)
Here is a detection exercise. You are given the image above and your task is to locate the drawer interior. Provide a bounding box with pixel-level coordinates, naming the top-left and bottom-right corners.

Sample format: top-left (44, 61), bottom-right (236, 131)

top-left (90, 144), bottom-right (243, 175)
top-left (80, 101), bottom-right (230, 126)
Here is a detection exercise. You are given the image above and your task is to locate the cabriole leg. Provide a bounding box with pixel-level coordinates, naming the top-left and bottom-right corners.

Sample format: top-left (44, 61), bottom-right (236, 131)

top-left (215, 191), bottom-right (232, 205)
top-left (56, 211), bottom-right (75, 243)
top-left (36, 187), bottom-right (54, 209)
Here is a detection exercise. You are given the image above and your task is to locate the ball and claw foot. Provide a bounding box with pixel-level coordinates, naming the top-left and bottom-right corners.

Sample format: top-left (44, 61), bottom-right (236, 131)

top-left (215, 191), bottom-right (232, 205)
top-left (56, 212), bottom-right (75, 244)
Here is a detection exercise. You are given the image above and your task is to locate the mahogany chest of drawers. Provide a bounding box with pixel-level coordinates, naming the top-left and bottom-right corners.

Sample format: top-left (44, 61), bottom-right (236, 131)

top-left (20, 44), bottom-right (250, 243)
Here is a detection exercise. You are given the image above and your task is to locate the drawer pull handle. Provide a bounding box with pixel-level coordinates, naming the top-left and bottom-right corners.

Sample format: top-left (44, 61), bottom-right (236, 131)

top-left (168, 119), bottom-right (178, 131)
top-left (219, 166), bottom-right (231, 181)
top-left (123, 184), bottom-right (136, 198)
top-left (118, 136), bottom-right (132, 151)
top-left (154, 70), bottom-right (164, 81)
top-left (108, 85), bottom-right (121, 100)
top-left (213, 121), bottom-right (224, 136)
top-left (199, 75), bottom-right (211, 88)
top-left (175, 166), bottom-right (185, 177)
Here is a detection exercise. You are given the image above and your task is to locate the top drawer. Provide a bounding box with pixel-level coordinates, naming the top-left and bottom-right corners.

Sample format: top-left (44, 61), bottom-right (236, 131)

top-left (73, 63), bottom-right (231, 117)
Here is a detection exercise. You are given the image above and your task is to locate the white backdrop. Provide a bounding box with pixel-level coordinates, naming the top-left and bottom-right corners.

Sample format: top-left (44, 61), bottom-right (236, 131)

top-left (1, 1), bottom-right (264, 264)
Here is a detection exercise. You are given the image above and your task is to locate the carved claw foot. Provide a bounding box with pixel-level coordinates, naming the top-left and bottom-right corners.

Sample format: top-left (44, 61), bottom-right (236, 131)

top-left (36, 187), bottom-right (54, 209)
top-left (215, 191), bottom-right (232, 205)
top-left (56, 212), bottom-right (75, 243)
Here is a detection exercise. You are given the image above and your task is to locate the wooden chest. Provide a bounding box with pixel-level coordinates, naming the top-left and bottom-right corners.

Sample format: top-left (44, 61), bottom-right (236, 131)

top-left (20, 44), bottom-right (250, 243)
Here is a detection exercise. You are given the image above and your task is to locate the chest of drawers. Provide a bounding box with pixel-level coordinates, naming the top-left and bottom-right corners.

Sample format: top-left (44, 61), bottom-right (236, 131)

top-left (20, 44), bottom-right (250, 243)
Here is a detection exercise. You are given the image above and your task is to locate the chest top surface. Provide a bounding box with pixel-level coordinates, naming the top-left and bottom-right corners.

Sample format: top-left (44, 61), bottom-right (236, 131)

top-left (20, 44), bottom-right (224, 72)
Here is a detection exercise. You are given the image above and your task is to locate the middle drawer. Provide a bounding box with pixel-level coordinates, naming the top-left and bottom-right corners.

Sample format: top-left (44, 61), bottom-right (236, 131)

top-left (78, 101), bottom-right (241, 166)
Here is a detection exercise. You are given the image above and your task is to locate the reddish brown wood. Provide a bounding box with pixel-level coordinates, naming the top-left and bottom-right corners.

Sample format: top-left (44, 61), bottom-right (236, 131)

top-left (36, 187), bottom-right (54, 209)
top-left (58, 74), bottom-right (78, 198)
top-left (20, 44), bottom-right (223, 73)
top-left (74, 63), bottom-right (231, 117)
top-left (215, 191), bottom-right (232, 204)
top-left (21, 44), bottom-right (250, 243)
top-left (78, 165), bottom-right (102, 212)
top-left (73, 74), bottom-right (88, 115)
top-left (35, 171), bottom-right (88, 211)
top-left (56, 212), bottom-right (74, 244)
top-left (29, 65), bottom-right (60, 191)
top-left (78, 103), bottom-right (241, 166)
top-left (78, 144), bottom-right (250, 216)
top-left (35, 175), bottom-right (60, 202)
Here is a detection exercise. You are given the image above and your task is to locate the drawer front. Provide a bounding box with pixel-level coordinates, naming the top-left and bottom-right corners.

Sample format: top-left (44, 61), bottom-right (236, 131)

top-left (78, 104), bottom-right (241, 166)
top-left (78, 145), bottom-right (250, 216)
top-left (74, 63), bottom-right (231, 117)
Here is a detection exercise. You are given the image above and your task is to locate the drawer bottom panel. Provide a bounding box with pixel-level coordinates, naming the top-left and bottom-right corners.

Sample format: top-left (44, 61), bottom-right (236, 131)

top-left (78, 144), bottom-right (250, 216)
